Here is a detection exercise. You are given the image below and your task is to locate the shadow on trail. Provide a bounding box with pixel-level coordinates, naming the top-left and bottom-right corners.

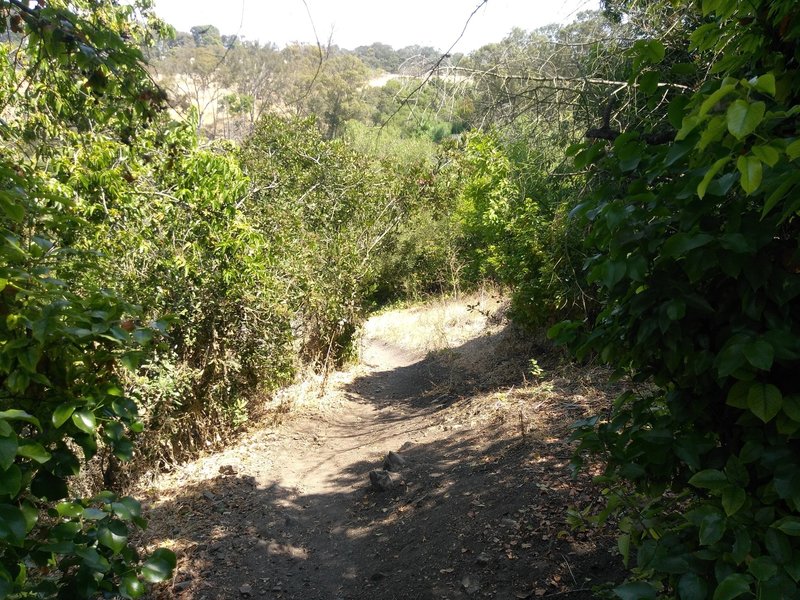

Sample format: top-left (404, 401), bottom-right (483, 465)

top-left (143, 324), bottom-right (625, 599)
top-left (347, 323), bottom-right (547, 417)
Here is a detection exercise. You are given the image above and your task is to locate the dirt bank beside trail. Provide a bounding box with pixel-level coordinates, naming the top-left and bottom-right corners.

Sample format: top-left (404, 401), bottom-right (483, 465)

top-left (138, 292), bottom-right (626, 599)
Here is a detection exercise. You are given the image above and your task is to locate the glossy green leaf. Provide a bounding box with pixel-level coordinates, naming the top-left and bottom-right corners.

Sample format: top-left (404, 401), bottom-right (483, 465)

top-left (119, 574), bottom-right (145, 599)
top-left (98, 520), bottom-right (128, 554)
top-left (16, 441), bottom-right (51, 464)
top-left (52, 404), bottom-right (76, 428)
top-left (55, 501), bottom-right (84, 518)
top-left (71, 410), bottom-right (97, 434)
top-left (140, 548), bottom-right (177, 583)
top-left (0, 410), bottom-right (40, 430)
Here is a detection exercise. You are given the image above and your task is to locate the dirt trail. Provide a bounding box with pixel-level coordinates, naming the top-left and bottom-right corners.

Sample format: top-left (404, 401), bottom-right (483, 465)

top-left (139, 294), bottom-right (623, 599)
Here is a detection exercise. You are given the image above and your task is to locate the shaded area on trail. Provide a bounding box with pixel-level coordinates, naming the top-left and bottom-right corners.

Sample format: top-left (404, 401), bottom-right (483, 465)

top-left (141, 308), bottom-right (625, 599)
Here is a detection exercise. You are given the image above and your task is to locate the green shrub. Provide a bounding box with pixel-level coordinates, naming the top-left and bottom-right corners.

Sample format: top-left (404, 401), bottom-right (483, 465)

top-left (0, 1), bottom-right (176, 596)
top-left (552, 1), bottom-right (800, 597)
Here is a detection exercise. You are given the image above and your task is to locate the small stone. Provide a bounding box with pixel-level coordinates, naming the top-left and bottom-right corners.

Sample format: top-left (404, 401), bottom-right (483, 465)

top-left (369, 470), bottom-right (404, 492)
top-left (202, 491), bottom-right (216, 501)
top-left (461, 574), bottom-right (480, 595)
top-left (370, 571), bottom-right (387, 581)
top-left (239, 583), bottom-right (252, 595)
top-left (475, 553), bottom-right (490, 566)
top-left (220, 465), bottom-right (238, 475)
top-left (383, 451), bottom-right (407, 472)
top-left (500, 518), bottom-right (519, 529)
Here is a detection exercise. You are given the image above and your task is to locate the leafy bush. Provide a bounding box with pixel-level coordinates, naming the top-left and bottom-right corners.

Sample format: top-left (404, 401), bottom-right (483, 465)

top-left (552, 1), bottom-right (800, 597)
top-left (0, 0), bottom-right (176, 596)
top-left (451, 131), bottom-right (587, 326)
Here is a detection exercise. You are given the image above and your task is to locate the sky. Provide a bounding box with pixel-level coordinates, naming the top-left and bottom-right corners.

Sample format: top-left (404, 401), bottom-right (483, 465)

top-left (152, 0), bottom-right (600, 53)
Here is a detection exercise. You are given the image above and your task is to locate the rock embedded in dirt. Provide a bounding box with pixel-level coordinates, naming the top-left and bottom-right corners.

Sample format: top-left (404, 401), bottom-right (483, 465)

top-left (369, 469), bottom-right (404, 492)
top-left (475, 553), bottom-right (490, 566)
top-left (500, 518), bottom-right (519, 529)
top-left (382, 451), bottom-right (407, 472)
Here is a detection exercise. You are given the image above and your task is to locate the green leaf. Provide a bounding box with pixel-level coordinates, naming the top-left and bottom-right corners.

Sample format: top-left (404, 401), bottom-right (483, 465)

top-left (722, 486), bottom-right (746, 516)
top-left (82, 507), bottom-right (107, 520)
top-left (698, 157), bottom-right (730, 199)
top-left (615, 582), bottom-right (657, 600)
top-left (762, 171), bottom-right (800, 217)
top-left (747, 383), bottom-right (782, 423)
top-left (727, 99), bottom-right (765, 139)
top-left (678, 572), bottom-right (708, 600)
top-left (752, 145), bottom-right (780, 167)
top-left (783, 395), bottom-right (800, 422)
top-left (140, 548), bottom-right (177, 583)
top-left (765, 529), bottom-right (792, 563)
top-left (76, 547), bottom-right (110, 573)
top-left (773, 517), bottom-right (800, 536)
top-left (700, 84), bottom-right (737, 117)
top-left (618, 533), bottom-right (631, 567)
top-left (119, 574), bottom-right (145, 599)
top-left (743, 339), bottom-right (774, 371)
top-left (0, 504), bottom-right (27, 544)
top-left (737, 155), bottom-right (763, 195)
top-left (52, 404), bottom-right (76, 428)
top-left (0, 465), bottom-right (22, 498)
top-left (787, 139), bottom-right (800, 161)
top-left (111, 497), bottom-right (142, 522)
top-left (638, 71), bottom-right (660, 95)
top-left (633, 39), bottom-right (665, 64)
top-left (699, 510), bottom-right (726, 545)
top-left (712, 573), bottom-right (752, 600)
top-left (689, 469), bottom-right (728, 490)
top-left (71, 410), bottom-right (97, 434)
top-left (98, 520), bottom-right (128, 554)
top-left (16, 441), bottom-right (51, 464)
top-left (55, 501), bottom-right (84, 518)
top-left (0, 410), bottom-right (40, 430)
top-left (753, 73), bottom-right (776, 96)
top-left (662, 232), bottom-right (714, 258)
top-left (0, 435), bottom-right (18, 470)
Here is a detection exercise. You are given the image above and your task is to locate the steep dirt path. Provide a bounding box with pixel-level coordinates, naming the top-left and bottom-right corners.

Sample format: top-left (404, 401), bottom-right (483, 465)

top-left (139, 294), bottom-right (624, 599)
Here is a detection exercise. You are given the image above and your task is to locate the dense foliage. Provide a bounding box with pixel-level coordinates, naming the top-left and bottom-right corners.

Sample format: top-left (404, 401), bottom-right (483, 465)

top-left (0, 0), bottom-right (176, 596)
top-left (550, 0), bottom-right (800, 598)
top-left (6, 0), bottom-right (799, 597)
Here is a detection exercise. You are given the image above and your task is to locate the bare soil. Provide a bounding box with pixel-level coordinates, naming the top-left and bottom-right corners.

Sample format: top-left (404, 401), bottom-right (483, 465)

top-left (137, 293), bottom-right (626, 599)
